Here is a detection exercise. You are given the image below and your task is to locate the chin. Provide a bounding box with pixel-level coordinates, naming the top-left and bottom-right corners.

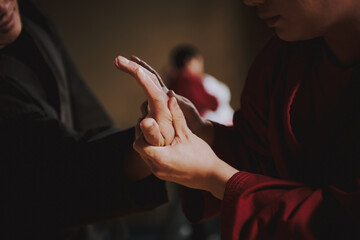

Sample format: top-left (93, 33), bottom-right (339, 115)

top-left (6, 18), bottom-right (22, 45)
top-left (275, 28), bottom-right (320, 42)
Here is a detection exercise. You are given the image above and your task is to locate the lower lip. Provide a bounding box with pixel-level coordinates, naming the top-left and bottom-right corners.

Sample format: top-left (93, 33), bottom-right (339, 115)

top-left (265, 16), bottom-right (280, 27)
top-left (0, 12), bottom-right (15, 33)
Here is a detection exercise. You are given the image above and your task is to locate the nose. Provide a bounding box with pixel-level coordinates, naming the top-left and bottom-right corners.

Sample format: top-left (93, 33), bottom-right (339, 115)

top-left (243, 0), bottom-right (265, 6)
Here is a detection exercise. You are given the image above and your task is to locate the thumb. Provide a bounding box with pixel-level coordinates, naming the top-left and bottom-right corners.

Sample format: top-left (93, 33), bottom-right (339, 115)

top-left (168, 97), bottom-right (191, 139)
top-left (140, 118), bottom-right (164, 146)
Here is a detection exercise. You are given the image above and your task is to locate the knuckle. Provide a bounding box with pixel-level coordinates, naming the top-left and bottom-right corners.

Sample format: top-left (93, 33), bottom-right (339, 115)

top-left (134, 65), bottom-right (143, 77)
top-left (152, 94), bottom-right (166, 103)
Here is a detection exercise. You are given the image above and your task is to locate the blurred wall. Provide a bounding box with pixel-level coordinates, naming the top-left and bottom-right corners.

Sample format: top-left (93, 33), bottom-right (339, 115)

top-left (34, 0), bottom-right (272, 130)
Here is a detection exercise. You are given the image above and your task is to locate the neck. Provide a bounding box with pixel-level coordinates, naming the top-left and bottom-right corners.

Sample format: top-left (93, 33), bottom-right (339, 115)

top-left (323, 9), bottom-right (360, 66)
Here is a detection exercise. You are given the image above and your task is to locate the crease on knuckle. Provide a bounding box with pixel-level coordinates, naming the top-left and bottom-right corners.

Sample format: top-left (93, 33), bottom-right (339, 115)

top-left (134, 65), bottom-right (143, 78)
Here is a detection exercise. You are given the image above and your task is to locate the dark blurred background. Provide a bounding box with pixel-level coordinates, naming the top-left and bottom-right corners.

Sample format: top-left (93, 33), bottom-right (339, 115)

top-left (32, 0), bottom-right (272, 239)
top-left (34, 0), bottom-right (272, 129)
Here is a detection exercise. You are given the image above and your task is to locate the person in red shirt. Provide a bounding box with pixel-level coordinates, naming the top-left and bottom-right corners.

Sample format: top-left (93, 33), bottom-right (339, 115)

top-left (167, 45), bottom-right (219, 117)
top-left (115, 0), bottom-right (360, 239)
top-left (168, 44), bottom-right (234, 126)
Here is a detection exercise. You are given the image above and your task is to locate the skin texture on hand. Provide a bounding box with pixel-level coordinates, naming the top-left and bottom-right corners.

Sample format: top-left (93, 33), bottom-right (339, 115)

top-left (134, 97), bottom-right (238, 199)
top-left (114, 55), bottom-right (214, 146)
top-left (114, 56), bottom-right (174, 146)
top-left (115, 55), bottom-right (236, 199)
top-left (168, 90), bottom-right (215, 146)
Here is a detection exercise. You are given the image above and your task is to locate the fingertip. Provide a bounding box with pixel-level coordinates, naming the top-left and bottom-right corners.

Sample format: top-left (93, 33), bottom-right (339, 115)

top-left (168, 90), bottom-right (176, 98)
top-left (117, 56), bottom-right (130, 66)
top-left (131, 55), bottom-right (140, 62)
top-left (114, 57), bottom-right (118, 67)
top-left (114, 56), bottom-right (128, 69)
top-left (140, 118), bottom-right (156, 131)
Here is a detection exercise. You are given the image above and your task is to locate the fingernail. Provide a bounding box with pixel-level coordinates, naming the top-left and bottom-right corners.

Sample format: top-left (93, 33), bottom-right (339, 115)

top-left (118, 56), bottom-right (129, 64)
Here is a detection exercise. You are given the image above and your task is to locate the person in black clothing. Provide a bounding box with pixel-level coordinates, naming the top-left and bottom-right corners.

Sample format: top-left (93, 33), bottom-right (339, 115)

top-left (0, 0), bottom-right (167, 239)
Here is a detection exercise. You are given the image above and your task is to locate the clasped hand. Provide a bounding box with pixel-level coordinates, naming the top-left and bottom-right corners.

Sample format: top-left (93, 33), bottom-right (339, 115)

top-left (115, 56), bottom-right (238, 199)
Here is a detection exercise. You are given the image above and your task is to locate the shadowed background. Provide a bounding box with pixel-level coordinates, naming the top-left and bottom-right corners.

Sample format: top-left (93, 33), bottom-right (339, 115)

top-left (32, 0), bottom-right (272, 237)
top-left (34, 0), bottom-right (272, 130)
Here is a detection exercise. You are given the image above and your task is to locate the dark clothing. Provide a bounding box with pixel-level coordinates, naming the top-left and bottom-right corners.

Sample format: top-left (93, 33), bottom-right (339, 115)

top-left (182, 36), bottom-right (360, 239)
top-left (0, 1), bottom-right (166, 239)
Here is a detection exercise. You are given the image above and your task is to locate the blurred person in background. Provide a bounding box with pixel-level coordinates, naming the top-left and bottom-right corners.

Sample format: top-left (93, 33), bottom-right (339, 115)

top-left (168, 44), bottom-right (234, 126)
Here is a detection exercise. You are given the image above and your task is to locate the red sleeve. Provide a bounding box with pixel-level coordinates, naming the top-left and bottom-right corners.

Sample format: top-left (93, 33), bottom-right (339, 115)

top-left (221, 172), bottom-right (360, 240)
top-left (218, 37), bottom-right (360, 239)
top-left (182, 35), bottom-right (360, 239)
top-left (181, 36), bottom-right (281, 223)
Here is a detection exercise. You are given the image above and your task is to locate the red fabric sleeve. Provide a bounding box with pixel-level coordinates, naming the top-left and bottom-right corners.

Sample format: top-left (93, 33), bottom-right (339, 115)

top-left (221, 172), bottom-right (360, 240)
top-left (180, 36), bottom-right (282, 223)
top-left (218, 36), bottom-right (360, 239)
top-left (182, 36), bottom-right (360, 239)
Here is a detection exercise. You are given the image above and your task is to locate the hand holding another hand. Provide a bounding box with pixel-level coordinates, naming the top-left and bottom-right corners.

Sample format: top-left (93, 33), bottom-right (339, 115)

top-left (134, 96), bottom-right (238, 199)
top-left (114, 55), bottom-right (213, 146)
top-left (114, 56), bottom-right (237, 199)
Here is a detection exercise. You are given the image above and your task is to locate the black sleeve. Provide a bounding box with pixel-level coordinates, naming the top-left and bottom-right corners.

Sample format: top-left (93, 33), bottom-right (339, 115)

top-left (20, 0), bottom-right (113, 132)
top-left (0, 79), bottom-right (167, 235)
top-left (61, 32), bottom-right (114, 132)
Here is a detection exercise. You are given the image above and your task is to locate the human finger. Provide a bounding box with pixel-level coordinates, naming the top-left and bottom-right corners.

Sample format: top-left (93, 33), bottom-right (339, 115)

top-left (130, 55), bottom-right (168, 92)
top-left (140, 118), bottom-right (164, 146)
top-left (132, 135), bottom-right (156, 171)
top-left (135, 117), bottom-right (142, 139)
top-left (133, 132), bottom-right (160, 164)
top-left (168, 96), bottom-right (191, 139)
top-left (167, 90), bottom-right (175, 98)
top-left (114, 56), bottom-right (164, 101)
top-left (115, 56), bottom-right (174, 145)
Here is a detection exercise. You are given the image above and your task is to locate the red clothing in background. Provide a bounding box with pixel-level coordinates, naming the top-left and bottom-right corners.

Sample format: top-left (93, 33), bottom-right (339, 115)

top-left (182, 36), bottom-right (360, 239)
top-left (169, 71), bottom-right (218, 116)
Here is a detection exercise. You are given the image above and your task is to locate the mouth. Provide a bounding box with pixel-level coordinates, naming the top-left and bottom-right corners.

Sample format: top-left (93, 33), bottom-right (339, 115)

top-left (261, 15), bottom-right (281, 27)
top-left (0, 7), bottom-right (15, 33)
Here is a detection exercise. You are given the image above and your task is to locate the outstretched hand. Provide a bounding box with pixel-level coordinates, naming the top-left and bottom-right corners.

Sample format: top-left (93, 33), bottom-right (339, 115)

top-left (115, 55), bottom-right (214, 146)
top-left (114, 56), bottom-right (174, 146)
top-left (114, 55), bottom-right (236, 198)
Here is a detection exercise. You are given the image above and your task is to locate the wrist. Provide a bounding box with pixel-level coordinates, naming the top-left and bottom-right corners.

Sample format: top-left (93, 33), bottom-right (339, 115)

top-left (207, 159), bottom-right (238, 200)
